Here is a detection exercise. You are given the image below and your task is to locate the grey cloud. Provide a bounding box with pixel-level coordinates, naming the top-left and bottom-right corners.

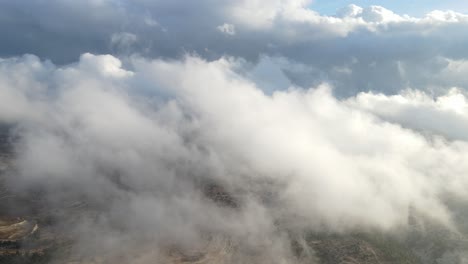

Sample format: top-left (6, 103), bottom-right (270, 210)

top-left (2, 1), bottom-right (468, 96)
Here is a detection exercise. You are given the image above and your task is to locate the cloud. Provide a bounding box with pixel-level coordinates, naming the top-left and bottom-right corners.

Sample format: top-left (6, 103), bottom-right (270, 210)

top-left (1, 1), bottom-right (468, 97)
top-left (110, 32), bottom-right (138, 51)
top-left (0, 1), bottom-right (467, 95)
top-left (2, 1), bottom-right (468, 262)
top-left (217, 23), bottom-right (236, 36)
top-left (348, 88), bottom-right (468, 142)
top-left (2, 54), bottom-right (468, 261)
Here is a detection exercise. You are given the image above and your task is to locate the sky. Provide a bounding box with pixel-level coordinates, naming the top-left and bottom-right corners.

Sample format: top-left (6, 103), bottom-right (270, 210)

top-left (311, 0), bottom-right (468, 16)
top-left (2, 1), bottom-right (468, 263)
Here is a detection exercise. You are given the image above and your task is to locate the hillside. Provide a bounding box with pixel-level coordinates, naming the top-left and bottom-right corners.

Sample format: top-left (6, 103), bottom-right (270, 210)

top-left (0, 127), bottom-right (466, 264)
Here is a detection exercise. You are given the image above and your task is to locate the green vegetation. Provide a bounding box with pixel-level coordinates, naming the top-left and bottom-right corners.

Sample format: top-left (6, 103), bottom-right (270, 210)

top-left (305, 231), bottom-right (422, 264)
top-left (0, 250), bottom-right (53, 264)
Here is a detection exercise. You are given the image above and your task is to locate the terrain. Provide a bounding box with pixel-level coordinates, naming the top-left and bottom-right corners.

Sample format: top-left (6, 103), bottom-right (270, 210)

top-left (0, 126), bottom-right (467, 264)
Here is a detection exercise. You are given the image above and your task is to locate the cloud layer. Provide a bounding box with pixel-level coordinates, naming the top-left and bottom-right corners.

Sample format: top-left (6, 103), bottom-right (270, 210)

top-left (2, 1), bottom-right (468, 96)
top-left (1, 53), bottom-right (468, 262)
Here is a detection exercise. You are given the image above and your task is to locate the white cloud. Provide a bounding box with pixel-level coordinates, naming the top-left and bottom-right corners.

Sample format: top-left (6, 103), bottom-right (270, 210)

top-left (349, 88), bottom-right (468, 141)
top-left (217, 23), bottom-right (236, 35)
top-left (2, 55), bottom-right (468, 245)
top-left (425, 10), bottom-right (468, 23)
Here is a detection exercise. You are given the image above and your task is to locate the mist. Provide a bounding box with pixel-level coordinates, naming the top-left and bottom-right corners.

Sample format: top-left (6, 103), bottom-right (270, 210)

top-left (0, 53), bottom-right (468, 262)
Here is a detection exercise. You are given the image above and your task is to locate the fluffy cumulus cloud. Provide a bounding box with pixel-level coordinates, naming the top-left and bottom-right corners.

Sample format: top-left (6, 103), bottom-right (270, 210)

top-left (1, 0), bottom-right (468, 263)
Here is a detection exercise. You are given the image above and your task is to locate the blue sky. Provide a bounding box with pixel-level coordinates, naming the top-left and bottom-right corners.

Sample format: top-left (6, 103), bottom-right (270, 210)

top-left (310, 0), bottom-right (468, 16)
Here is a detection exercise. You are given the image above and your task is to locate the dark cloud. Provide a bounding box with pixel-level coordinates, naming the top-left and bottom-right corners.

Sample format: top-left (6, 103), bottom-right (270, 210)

top-left (1, 1), bottom-right (468, 96)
